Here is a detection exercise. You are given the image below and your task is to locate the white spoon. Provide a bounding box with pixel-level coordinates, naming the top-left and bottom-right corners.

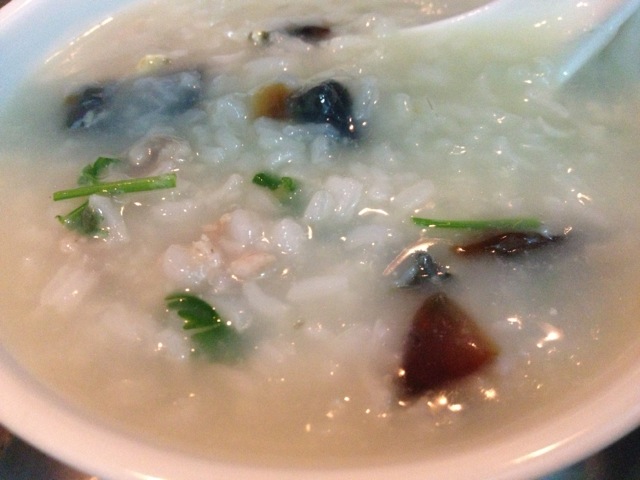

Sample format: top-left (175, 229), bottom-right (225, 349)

top-left (331, 0), bottom-right (640, 88)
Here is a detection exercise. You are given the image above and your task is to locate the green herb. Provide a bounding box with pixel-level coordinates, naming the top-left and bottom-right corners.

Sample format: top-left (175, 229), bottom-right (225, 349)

top-left (165, 293), bottom-right (242, 362)
top-left (78, 156), bottom-right (120, 186)
top-left (55, 200), bottom-right (103, 236)
top-left (54, 156), bottom-right (177, 236)
top-left (279, 176), bottom-right (296, 193)
top-left (411, 217), bottom-right (542, 230)
top-left (252, 171), bottom-right (298, 203)
top-left (253, 172), bottom-right (286, 190)
top-left (165, 293), bottom-right (222, 329)
top-left (53, 173), bottom-right (176, 201)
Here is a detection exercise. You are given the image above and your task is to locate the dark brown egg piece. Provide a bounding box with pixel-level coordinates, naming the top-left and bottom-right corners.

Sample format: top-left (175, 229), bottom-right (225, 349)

top-left (397, 292), bottom-right (498, 399)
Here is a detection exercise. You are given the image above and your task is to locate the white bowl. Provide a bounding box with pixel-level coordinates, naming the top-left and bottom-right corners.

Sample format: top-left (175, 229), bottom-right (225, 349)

top-left (0, 1), bottom-right (639, 479)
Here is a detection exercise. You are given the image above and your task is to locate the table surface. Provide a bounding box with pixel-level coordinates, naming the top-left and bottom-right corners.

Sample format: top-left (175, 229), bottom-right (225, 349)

top-left (0, 0), bottom-right (639, 478)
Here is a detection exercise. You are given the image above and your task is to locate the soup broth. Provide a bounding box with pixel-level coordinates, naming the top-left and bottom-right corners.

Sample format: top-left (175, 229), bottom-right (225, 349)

top-left (1, 0), bottom-right (640, 468)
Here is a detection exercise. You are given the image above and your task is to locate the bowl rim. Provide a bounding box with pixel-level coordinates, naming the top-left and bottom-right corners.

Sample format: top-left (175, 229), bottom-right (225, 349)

top-left (1, 341), bottom-right (639, 480)
top-left (0, 0), bottom-right (639, 479)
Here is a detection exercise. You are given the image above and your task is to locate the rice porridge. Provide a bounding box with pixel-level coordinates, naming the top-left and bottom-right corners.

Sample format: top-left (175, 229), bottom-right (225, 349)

top-left (0, 0), bottom-right (640, 468)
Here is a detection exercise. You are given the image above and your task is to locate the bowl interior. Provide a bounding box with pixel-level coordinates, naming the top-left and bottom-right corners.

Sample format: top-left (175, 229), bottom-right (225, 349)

top-left (1, 1), bottom-right (640, 479)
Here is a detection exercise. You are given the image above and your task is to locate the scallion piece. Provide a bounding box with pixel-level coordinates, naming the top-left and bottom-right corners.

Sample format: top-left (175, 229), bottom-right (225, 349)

top-left (252, 172), bottom-right (284, 190)
top-left (411, 217), bottom-right (542, 230)
top-left (53, 173), bottom-right (176, 201)
top-left (252, 171), bottom-right (298, 203)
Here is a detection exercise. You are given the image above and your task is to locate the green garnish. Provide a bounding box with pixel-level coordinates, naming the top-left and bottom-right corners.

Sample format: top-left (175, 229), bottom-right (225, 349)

top-left (252, 171), bottom-right (298, 203)
top-left (411, 217), bottom-right (542, 230)
top-left (165, 293), bottom-right (223, 329)
top-left (165, 293), bottom-right (242, 362)
top-left (54, 156), bottom-right (177, 236)
top-left (252, 172), bottom-right (293, 190)
top-left (53, 173), bottom-right (176, 201)
top-left (55, 200), bottom-right (103, 236)
top-left (78, 156), bottom-right (120, 186)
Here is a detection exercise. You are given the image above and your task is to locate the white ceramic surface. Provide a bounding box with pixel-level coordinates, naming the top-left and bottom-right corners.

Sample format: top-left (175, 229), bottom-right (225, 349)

top-left (1, 1), bottom-right (640, 479)
top-left (402, 0), bottom-right (640, 85)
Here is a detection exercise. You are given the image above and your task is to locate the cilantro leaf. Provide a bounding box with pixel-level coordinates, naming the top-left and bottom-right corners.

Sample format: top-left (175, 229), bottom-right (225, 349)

top-left (78, 156), bottom-right (120, 185)
top-left (165, 293), bottom-right (222, 329)
top-left (53, 155), bottom-right (177, 236)
top-left (55, 200), bottom-right (104, 236)
top-left (165, 293), bottom-right (242, 362)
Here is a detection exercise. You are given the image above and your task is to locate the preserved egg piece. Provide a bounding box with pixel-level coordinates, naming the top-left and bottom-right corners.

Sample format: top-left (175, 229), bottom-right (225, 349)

top-left (252, 83), bottom-right (293, 119)
top-left (397, 293), bottom-right (498, 399)
top-left (453, 231), bottom-right (564, 256)
top-left (65, 70), bottom-right (202, 131)
top-left (284, 25), bottom-right (332, 43)
top-left (384, 250), bottom-right (451, 288)
top-left (286, 80), bottom-right (358, 139)
top-left (65, 85), bottom-right (113, 129)
top-left (122, 69), bottom-right (202, 118)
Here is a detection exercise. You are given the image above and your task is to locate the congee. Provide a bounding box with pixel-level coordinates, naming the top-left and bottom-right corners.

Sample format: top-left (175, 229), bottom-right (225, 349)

top-left (1, 0), bottom-right (640, 467)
